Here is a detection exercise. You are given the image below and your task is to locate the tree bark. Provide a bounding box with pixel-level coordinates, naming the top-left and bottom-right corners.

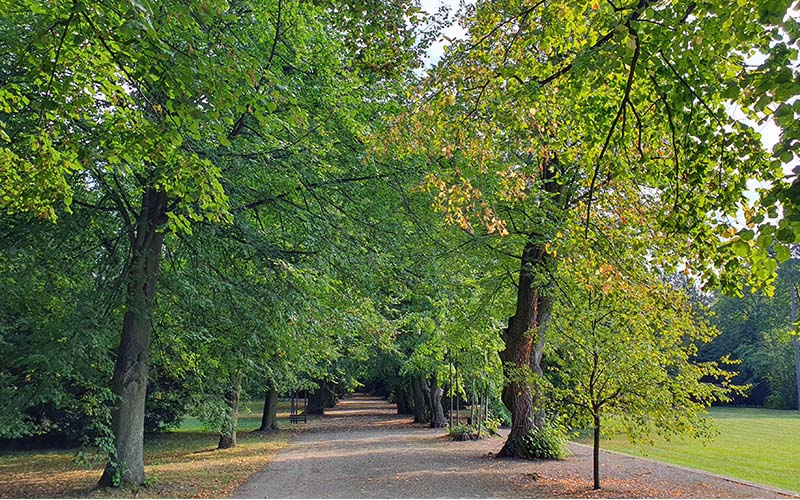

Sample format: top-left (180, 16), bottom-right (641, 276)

top-left (430, 373), bottom-right (447, 428)
top-left (258, 387), bottom-right (279, 432)
top-left (396, 385), bottom-right (413, 415)
top-left (323, 381), bottom-right (337, 408)
top-left (306, 383), bottom-right (327, 415)
top-left (593, 414), bottom-right (601, 490)
top-left (496, 240), bottom-right (554, 458)
top-left (218, 370), bottom-right (242, 449)
top-left (99, 188), bottom-right (167, 487)
top-left (410, 375), bottom-right (427, 424)
top-left (420, 375), bottom-right (432, 414)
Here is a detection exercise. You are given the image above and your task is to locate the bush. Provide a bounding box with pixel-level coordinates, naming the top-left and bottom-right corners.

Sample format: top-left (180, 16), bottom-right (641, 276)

top-left (448, 417), bottom-right (502, 441)
top-left (522, 423), bottom-right (567, 460)
top-left (483, 416), bottom-right (501, 435)
top-left (448, 423), bottom-right (477, 441)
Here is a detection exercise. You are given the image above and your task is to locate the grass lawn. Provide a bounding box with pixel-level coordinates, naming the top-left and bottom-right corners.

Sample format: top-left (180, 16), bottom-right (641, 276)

top-left (0, 400), bottom-right (300, 498)
top-left (576, 407), bottom-right (800, 494)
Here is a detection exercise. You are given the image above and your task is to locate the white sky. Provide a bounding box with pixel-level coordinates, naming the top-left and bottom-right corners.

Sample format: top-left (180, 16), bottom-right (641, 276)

top-left (420, 0), bottom-right (466, 67)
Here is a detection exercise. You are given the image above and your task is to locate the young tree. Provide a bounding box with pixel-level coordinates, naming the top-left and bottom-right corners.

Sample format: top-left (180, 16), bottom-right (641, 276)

top-left (548, 246), bottom-right (737, 490)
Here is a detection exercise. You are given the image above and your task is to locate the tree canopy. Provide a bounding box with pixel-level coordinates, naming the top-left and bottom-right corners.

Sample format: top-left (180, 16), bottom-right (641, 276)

top-left (1, 0), bottom-right (799, 491)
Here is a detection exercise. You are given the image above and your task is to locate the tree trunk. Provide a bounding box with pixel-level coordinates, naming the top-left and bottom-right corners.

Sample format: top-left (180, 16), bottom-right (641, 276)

top-left (258, 387), bottom-right (279, 432)
top-left (411, 375), bottom-right (427, 424)
top-left (496, 240), bottom-right (554, 459)
top-left (396, 385), bottom-right (413, 415)
top-left (306, 384), bottom-right (327, 415)
top-left (420, 375), bottom-right (432, 411)
top-left (218, 370), bottom-right (242, 449)
top-left (323, 381), bottom-right (337, 408)
top-left (593, 414), bottom-right (601, 490)
top-left (99, 189), bottom-right (167, 487)
top-left (794, 334), bottom-right (800, 413)
top-left (430, 373), bottom-right (447, 428)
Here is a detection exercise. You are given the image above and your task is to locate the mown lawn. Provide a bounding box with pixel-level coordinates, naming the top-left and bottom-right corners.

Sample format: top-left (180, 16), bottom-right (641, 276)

top-left (0, 400), bottom-right (299, 498)
top-left (576, 407), bottom-right (800, 494)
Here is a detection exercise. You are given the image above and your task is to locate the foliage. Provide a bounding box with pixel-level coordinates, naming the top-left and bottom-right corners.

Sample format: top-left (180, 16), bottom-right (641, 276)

top-left (521, 423), bottom-right (567, 461)
top-left (143, 366), bottom-right (192, 434)
top-left (382, 0), bottom-right (793, 293)
top-left (447, 423), bottom-right (479, 441)
top-left (703, 258), bottom-right (800, 407)
top-left (548, 244), bottom-right (738, 446)
top-left (0, 212), bottom-right (119, 442)
top-left (757, 329), bottom-right (799, 410)
top-left (734, 9), bottom-right (800, 262)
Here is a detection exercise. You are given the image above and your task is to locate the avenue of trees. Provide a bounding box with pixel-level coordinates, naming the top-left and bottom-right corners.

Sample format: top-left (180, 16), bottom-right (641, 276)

top-left (1, 0), bottom-right (799, 491)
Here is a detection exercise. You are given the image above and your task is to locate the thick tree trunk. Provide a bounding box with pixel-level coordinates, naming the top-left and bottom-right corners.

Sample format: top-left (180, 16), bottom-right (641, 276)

top-left (99, 189), bottom-right (166, 487)
top-left (593, 414), bottom-right (601, 490)
top-left (218, 370), bottom-right (242, 449)
top-left (430, 373), bottom-right (447, 428)
top-left (306, 383), bottom-right (327, 415)
top-left (496, 241), bottom-right (553, 459)
top-left (410, 375), bottom-right (427, 424)
top-left (258, 387), bottom-right (279, 432)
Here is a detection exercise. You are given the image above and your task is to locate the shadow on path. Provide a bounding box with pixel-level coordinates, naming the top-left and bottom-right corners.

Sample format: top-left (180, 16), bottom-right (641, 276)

top-left (234, 393), bottom-right (793, 499)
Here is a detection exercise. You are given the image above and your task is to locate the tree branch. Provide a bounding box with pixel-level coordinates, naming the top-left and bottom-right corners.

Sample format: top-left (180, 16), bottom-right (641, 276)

top-left (584, 21), bottom-right (641, 236)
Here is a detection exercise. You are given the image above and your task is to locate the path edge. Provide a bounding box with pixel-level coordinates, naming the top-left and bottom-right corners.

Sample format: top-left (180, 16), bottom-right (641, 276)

top-left (569, 441), bottom-right (800, 499)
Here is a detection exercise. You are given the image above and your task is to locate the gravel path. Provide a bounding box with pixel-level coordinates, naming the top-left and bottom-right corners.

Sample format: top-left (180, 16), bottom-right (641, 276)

top-left (235, 394), bottom-right (794, 498)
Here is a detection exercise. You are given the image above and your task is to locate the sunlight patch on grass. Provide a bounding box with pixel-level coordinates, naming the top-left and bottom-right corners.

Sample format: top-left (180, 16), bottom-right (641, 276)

top-left (0, 405), bottom-right (293, 498)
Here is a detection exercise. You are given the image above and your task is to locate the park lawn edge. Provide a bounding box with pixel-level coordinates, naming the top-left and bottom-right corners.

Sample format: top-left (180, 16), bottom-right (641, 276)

top-left (568, 442), bottom-right (800, 499)
top-left (0, 408), bottom-right (304, 498)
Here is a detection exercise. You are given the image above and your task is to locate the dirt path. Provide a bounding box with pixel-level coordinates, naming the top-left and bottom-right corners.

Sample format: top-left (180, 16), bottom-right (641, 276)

top-left (235, 394), bottom-right (794, 498)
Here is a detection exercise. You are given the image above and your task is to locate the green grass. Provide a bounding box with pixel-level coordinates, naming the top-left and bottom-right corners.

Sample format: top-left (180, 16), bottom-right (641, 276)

top-left (0, 400), bottom-right (296, 498)
top-left (575, 407), bottom-right (800, 493)
top-left (175, 399), bottom-right (293, 432)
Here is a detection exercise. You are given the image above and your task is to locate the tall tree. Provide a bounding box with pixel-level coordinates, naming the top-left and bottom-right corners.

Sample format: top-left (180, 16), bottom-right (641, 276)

top-left (1, 0), bottom-right (430, 485)
top-left (384, 0), bottom-right (790, 457)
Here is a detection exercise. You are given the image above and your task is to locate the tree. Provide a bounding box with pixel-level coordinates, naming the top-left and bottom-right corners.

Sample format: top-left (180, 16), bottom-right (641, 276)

top-left (702, 258), bottom-right (800, 408)
top-left (548, 245), bottom-right (737, 490)
top-left (0, 208), bottom-right (123, 445)
top-left (383, 0), bottom-right (790, 457)
top-left (1, 0), bottom-right (431, 485)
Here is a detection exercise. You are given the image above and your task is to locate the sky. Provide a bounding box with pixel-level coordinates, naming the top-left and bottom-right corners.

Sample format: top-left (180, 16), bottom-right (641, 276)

top-left (420, 0), bottom-right (465, 67)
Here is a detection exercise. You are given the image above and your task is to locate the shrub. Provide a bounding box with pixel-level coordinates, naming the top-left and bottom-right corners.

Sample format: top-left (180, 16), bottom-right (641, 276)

top-left (448, 423), bottom-right (479, 441)
top-left (522, 423), bottom-right (567, 460)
